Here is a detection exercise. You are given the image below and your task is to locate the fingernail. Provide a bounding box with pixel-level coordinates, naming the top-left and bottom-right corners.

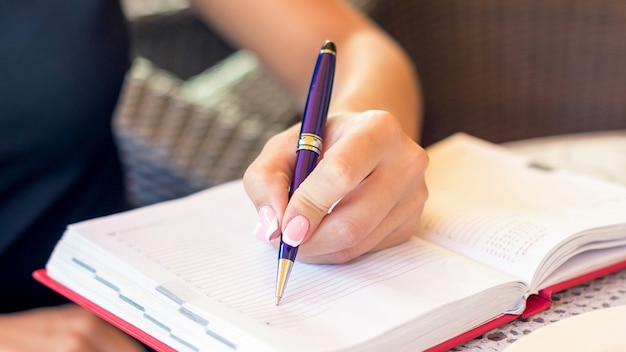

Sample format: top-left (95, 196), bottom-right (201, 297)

top-left (282, 215), bottom-right (309, 247)
top-left (254, 206), bottom-right (279, 243)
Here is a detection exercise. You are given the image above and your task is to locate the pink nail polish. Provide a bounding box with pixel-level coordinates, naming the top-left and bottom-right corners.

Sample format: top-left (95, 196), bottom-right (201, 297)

top-left (282, 215), bottom-right (309, 247)
top-left (254, 206), bottom-right (278, 243)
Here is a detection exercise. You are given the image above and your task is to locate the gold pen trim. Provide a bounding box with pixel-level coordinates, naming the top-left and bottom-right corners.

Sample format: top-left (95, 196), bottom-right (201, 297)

top-left (297, 133), bottom-right (323, 154)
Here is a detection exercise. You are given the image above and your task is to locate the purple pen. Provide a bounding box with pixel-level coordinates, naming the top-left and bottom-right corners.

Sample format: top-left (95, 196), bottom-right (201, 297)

top-left (275, 40), bottom-right (336, 305)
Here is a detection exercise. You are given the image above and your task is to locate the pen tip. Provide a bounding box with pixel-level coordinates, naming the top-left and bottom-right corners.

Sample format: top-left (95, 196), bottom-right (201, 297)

top-left (322, 40), bottom-right (336, 54)
top-left (275, 258), bottom-right (294, 306)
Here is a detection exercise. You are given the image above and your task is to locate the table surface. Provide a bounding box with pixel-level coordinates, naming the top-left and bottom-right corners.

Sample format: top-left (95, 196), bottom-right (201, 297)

top-left (453, 131), bottom-right (626, 351)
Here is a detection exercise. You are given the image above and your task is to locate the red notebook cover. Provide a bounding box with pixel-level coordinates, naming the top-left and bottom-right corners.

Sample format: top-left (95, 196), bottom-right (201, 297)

top-left (33, 269), bottom-right (175, 352)
top-left (425, 258), bottom-right (626, 351)
top-left (35, 258), bottom-right (626, 352)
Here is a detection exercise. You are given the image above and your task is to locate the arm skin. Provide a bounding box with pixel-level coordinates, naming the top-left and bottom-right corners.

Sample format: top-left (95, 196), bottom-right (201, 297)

top-left (0, 3), bottom-right (428, 350)
top-left (191, 0), bottom-right (429, 263)
top-left (191, 0), bottom-right (420, 137)
top-left (0, 304), bottom-right (145, 352)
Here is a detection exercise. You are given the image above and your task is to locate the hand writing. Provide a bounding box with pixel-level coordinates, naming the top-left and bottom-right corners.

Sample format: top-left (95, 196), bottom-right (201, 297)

top-left (244, 110), bottom-right (429, 264)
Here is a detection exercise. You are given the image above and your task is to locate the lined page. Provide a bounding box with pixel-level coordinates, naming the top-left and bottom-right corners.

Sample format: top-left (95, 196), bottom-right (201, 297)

top-left (59, 180), bottom-right (522, 351)
top-left (420, 133), bottom-right (626, 284)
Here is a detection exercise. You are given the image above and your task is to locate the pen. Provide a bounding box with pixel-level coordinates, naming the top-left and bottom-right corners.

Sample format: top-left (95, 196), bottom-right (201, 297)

top-left (275, 40), bottom-right (336, 305)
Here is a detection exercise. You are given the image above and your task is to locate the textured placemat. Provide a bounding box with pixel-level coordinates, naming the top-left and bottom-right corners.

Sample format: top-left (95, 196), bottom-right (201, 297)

top-left (453, 268), bottom-right (626, 351)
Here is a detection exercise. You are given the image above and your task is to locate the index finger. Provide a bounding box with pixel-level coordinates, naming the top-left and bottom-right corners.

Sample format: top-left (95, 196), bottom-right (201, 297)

top-left (280, 111), bottom-right (395, 247)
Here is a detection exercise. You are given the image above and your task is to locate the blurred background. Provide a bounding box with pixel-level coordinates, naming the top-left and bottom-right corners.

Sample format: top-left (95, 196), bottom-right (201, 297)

top-left (117, 0), bottom-right (626, 206)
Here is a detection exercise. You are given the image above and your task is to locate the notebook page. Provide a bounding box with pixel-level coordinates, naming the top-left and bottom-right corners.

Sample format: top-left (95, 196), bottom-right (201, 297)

top-left (420, 134), bottom-right (626, 284)
top-left (57, 180), bottom-right (522, 351)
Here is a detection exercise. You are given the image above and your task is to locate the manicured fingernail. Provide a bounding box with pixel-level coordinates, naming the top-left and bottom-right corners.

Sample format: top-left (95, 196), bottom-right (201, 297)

top-left (254, 206), bottom-right (278, 243)
top-left (282, 215), bottom-right (309, 247)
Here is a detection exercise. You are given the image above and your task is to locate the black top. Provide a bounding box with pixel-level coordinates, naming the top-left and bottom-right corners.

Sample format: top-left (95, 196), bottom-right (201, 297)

top-left (0, 0), bottom-right (131, 312)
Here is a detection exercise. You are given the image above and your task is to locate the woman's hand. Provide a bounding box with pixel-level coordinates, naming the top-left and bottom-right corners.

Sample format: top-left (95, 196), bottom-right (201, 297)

top-left (244, 110), bottom-right (428, 264)
top-left (0, 304), bottom-right (145, 352)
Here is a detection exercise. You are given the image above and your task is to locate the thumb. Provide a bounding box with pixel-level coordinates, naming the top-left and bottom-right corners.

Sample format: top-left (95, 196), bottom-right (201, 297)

top-left (280, 147), bottom-right (368, 248)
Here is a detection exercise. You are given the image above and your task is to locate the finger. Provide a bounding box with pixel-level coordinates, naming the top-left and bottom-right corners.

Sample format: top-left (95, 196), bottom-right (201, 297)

top-left (243, 124), bottom-right (300, 242)
top-left (280, 111), bottom-right (394, 247)
top-left (296, 164), bottom-right (396, 257)
top-left (319, 210), bottom-right (423, 264)
top-left (297, 150), bottom-right (428, 262)
top-left (40, 305), bottom-right (101, 352)
top-left (94, 323), bottom-right (146, 352)
top-left (61, 305), bottom-right (144, 352)
top-left (300, 176), bottom-right (427, 263)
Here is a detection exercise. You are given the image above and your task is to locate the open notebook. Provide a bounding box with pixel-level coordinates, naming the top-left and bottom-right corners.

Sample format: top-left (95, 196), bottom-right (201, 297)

top-left (35, 133), bottom-right (626, 351)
